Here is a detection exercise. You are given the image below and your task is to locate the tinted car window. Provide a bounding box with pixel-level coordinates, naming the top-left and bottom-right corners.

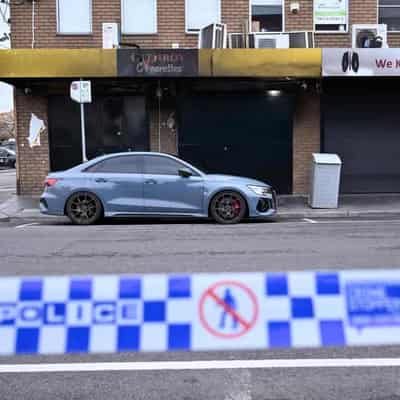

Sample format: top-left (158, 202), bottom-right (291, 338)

top-left (143, 156), bottom-right (188, 176)
top-left (86, 155), bottom-right (142, 174)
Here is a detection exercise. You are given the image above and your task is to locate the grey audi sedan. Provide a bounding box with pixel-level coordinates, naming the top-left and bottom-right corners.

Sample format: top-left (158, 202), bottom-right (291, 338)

top-left (40, 152), bottom-right (277, 225)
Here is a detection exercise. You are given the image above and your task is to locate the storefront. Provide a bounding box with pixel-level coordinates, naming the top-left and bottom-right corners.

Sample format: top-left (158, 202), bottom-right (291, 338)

top-left (322, 49), bottom-right (400, 193)
top-left (0, 48), bottom-right (321, 195)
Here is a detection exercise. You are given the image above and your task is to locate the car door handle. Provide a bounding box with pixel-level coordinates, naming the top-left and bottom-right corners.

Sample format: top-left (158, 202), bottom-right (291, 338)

top-left (145, 179), bottom-right (157, 185)
top-left (95, 178), bottom-right (108, 183)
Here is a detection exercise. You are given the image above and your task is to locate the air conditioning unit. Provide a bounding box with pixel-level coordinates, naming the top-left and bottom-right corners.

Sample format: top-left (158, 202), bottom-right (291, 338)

top-left (102, 23), bottom-right (120, 49)
top-left (229, 33), bottom-right (246, 48)
top-left (252, 33), bottom-right (289, 49)
top-left (352, 24), bottom-right (388, 48)
top-left (198, 23), bottom-right (227, 49)
top-left (288, 31), bottom-right (315, 48)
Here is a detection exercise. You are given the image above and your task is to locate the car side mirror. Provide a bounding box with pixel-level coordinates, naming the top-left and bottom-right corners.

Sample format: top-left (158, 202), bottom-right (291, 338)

top-left (178, 168), bottom-right (193, 178)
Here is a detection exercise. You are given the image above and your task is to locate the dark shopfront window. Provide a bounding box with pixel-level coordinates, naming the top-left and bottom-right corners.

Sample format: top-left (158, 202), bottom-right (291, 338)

top-left (379, 0), bottom-right (400, 31)
top-left (48, 95), bottom-right (149, 171)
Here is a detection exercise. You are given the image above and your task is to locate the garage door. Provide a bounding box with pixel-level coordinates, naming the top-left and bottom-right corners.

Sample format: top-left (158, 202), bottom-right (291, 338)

top-left (178, 94), bottom-right (294, 194)
top-left (323, 92), bottom-right (400, 193)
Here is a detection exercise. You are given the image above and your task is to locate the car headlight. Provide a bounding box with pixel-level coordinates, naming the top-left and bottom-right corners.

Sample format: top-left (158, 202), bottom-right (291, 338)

top-left (247, 185), bottom-right (272, 196)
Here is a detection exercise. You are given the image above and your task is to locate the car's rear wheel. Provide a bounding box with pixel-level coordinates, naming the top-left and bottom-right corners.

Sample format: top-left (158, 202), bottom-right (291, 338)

top-left (65, 192), bottom-right (103, 225)
top-left (210, 191), bottom-right (247, 224)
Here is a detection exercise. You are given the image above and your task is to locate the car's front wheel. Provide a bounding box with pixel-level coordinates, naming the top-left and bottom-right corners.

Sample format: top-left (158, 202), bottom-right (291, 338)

top-left (210, 191), bottom-right (247, 224)
top-left (65, 192), bottom-right (103, 225)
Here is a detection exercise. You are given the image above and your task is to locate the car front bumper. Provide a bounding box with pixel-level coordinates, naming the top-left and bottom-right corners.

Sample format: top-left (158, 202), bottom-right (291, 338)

top-left (247, 190), bottom-right (278, 218)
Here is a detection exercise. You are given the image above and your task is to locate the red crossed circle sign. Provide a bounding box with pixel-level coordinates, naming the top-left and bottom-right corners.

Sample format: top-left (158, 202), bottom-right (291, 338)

top-left (199, 280), bottom-right (259, 339)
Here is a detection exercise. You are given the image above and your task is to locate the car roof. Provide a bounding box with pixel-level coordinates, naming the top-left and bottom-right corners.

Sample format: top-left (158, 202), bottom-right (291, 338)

top-left (68, 152), bottom-right (205, 175)
top-left (0, 146), bottom-right (14, 153)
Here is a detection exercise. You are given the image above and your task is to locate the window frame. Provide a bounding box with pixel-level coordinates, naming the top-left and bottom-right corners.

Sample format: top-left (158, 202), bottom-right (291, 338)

top-left (249, 0), bottom-right (285, 33)
top-left (185, 0), bottom-right (222, 34)
top-left (56, 0), bottom-right (92, 35)
top-left (84, 155), bottom-right (143, 174)
top-left (313, 0), bottom-right (349, 34)
top-left (378, 0), bottom-right (400, 33)
top-left (121, 0), bottom-right (158, 35)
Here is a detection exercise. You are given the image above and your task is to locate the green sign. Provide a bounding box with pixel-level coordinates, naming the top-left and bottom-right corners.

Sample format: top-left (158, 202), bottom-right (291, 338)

top-left (314, 0), bottom-right (347, 26)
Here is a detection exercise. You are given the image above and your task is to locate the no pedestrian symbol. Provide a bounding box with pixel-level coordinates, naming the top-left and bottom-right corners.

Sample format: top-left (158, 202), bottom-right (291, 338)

top-left (199, 280), bottom-right (259, 338)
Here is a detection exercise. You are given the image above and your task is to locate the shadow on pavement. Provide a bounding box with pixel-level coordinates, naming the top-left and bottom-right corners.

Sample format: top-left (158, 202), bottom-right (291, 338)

top-left (17, 216), bottom-right (277, 227)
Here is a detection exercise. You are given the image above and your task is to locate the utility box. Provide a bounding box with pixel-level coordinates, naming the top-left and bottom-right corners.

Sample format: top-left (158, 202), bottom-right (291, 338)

top-left (309, 153), bottom-right (342, 209)
top-left (102, 23), bottom-right (120, 49)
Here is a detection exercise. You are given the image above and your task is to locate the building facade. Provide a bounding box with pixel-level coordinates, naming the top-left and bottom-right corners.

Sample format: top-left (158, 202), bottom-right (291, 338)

top-left (3, 0), bottom-right (400, 196)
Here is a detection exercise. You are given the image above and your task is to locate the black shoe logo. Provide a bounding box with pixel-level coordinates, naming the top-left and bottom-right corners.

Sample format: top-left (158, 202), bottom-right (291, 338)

top-left (342, 51), bottom-right (350, 72)
top-left (352, 52), bottom-right (359, 73)
top-left (341, 51), bottom-right (359, 74)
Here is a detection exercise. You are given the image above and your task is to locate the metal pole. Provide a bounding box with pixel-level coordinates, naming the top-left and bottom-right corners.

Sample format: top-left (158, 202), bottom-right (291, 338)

top-left (80, 102), bottom-right (88, 162)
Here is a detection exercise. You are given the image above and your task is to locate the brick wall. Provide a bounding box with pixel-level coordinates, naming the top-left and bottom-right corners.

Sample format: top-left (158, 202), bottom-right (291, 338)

top-left (11, 0), bottom-right (392, 49)
top-left (14, 92), bottom-right (49, 195)
top-left (315, 0), bottom-right (377, 48)
top-left (10, 0), bottom-right (250, 49)
top-left (293, 91), bottom-right (320, 194)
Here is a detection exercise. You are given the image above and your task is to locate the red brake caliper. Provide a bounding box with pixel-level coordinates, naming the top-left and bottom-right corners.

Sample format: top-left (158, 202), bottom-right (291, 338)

top-left (232, 199), bottom-right (241, 215)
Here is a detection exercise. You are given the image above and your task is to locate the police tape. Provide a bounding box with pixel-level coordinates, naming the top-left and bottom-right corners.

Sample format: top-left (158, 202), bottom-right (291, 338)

top-left (1, 270), bottom-right (400, 355)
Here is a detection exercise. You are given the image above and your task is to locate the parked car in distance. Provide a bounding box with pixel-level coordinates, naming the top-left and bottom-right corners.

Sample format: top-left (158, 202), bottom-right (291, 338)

top-left (40, 152), bottom-right (277, 225)
top-left (1, 139), bottom-right (16, 152)
top-left (0, 147), bottom-right (16, 168)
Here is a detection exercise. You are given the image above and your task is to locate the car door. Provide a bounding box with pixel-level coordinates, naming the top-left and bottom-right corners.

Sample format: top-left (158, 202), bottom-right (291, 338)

top-left (142, 155), bottom-right (204, 214)
top-left (83, 155), bottom-right (144, 213)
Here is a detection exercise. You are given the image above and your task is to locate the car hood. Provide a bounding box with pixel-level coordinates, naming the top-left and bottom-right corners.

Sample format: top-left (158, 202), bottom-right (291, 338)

top-left (204, 174), bottom-right (271, 188)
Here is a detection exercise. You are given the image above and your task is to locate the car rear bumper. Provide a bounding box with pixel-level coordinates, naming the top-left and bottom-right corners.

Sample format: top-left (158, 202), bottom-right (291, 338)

top-left (40, 192), bottom-right (65, 216)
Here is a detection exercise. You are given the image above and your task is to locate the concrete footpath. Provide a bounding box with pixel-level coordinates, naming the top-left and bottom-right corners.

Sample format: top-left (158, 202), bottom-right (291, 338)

top-left (1, 193), bottom-right (400, 222)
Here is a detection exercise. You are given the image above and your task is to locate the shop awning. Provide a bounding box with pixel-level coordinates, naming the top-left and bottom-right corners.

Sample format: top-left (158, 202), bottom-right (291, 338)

top-left (0, 49), bottom-right (117, 78)
top-left (199, 49), bottom-right (322, 78)
top-left (0, 48), bottom-right (322, 80)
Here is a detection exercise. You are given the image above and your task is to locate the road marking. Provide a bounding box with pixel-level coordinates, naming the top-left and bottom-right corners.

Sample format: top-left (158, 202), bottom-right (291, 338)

top-left (280, 219), bottom-right (400, 226)
top-left (303, 218), bottom-right (318, 224)
top-left (313, 219), bottom-right (400, 225)
top-left (15, 222), bottom-right (39, 229)
top-left (2, 358), bottom-right (400, 373)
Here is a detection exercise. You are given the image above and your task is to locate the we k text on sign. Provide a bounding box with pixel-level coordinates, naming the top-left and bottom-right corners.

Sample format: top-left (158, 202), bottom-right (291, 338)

top-left (323, 48), bottom-right (400, 76)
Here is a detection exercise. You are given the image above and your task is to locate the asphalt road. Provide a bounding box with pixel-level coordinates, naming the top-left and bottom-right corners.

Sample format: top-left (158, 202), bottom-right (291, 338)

top-left (1, 216), bottom-right (400, 399)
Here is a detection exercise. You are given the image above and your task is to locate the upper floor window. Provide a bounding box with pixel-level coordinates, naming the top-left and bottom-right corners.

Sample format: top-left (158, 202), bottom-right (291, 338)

top-left (251, 0), bottom-right (283, 32)
top-left (379, 0), bottom-right (400, 31)
top-left (57, 0), bottom-right (92, 34)
top-left (122, 0), bottom-right (157, 34)
top-left (185, 0), bottom-right (221, 33)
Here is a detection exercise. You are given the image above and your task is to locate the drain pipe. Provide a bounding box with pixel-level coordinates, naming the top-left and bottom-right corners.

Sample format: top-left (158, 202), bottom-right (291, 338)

top-left (31, 0), bottom-right (36, 48)
top-left (156, 80), bottom-right (162, 152)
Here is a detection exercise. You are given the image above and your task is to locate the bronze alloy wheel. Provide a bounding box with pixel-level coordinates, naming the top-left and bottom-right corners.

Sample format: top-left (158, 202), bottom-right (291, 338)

top-left (66, 192), bottom-right (103, 225)
top-left (210, 191), bottom-right (247, 224)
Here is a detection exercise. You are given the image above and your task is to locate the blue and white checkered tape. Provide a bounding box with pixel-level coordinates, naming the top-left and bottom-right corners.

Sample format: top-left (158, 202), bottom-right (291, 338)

top-left (1, 270), bottom-right (400, 355)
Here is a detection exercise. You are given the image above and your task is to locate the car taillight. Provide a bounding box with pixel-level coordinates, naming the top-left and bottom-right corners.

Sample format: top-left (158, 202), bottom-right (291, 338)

top-left (45, 178), bottom-right (58, 187)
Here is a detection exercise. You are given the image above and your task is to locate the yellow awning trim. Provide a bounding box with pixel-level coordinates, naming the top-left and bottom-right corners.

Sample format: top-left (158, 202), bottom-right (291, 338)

top-left (199, 49), bottom-right (322, 78)
top-left (0, 49), bottom-right (117, 78)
